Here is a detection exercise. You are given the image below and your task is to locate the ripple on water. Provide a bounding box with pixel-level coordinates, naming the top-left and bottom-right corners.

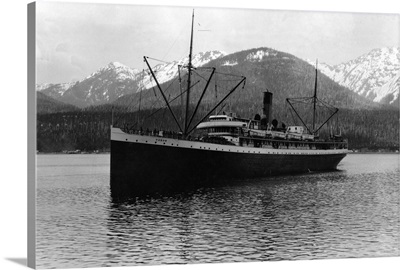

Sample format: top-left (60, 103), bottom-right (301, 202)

top-left (36, 154), bottom-right (400, 268)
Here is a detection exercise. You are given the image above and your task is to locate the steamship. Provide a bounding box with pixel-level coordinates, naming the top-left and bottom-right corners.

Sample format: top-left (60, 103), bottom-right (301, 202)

top-left (110, 11), bottom-right (348, 197)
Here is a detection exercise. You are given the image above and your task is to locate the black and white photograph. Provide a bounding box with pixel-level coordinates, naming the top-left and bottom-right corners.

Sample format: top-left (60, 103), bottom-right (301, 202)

top-left (2, 1), bottom-right (400, 270)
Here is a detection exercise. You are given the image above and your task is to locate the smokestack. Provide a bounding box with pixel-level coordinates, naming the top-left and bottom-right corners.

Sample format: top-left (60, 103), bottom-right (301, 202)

top-left (263, 91), bottom-right (273, 124)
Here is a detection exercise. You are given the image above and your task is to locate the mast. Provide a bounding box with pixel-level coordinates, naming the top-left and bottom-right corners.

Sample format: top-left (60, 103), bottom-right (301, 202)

top-left (178, 65), bottom-right (184, 122)
top-left (111, 106), bottom-right (114, 126)
top-left (184, 9), bottom-right (195, 136)
top-left (143, 56), bottom-right (183, 133)
top-left (187, 76), bottom-right (246, 135)
top-left (312, 60), bottom-right (318, 134)
top-left (137, 69), bottom-right (144, 125)
top-left (187, 68), bottom-right (216, 129)
top-left (214, 73), bottom-right (217, 115)
top-left (286, 60), bottom-right (339, 136)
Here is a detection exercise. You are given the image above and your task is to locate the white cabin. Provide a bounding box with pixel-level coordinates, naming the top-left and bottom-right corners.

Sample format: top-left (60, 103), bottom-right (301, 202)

top-left (196, 114), bottom-right (248, 145)
top-left (286, 126), bottom-right (314, 141)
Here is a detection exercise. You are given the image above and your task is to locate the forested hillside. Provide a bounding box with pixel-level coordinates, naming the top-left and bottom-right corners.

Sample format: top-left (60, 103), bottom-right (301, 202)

top-left (37, 104), bottom-right (399, 153)
top-left (37, 92), bottom-right (79, 114)
top-left (36, 48), bottom-right (398, 152)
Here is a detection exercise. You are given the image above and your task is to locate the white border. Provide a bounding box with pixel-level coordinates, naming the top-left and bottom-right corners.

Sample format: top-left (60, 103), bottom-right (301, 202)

top-left (1, 1), bottom-right (399, 270)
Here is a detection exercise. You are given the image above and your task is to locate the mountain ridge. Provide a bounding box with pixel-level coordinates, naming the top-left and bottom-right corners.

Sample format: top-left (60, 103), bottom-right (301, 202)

top-left (36, 51), bottom-right (226, 108)
top-left (36, 47), bottom-right (398, 110)
top-left (35, 47), bottom-right (399, 152)
top-left (306, 47), bottom-right (399, 106)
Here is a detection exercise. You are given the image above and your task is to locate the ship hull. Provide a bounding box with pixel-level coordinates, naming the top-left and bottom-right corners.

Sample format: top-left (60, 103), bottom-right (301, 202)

top-left (110, 127), bottom-right (347, 198)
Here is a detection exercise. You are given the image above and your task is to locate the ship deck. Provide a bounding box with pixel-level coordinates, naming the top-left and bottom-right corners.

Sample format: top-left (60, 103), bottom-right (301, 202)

top-left (110, 126), bottom-right (348, 197)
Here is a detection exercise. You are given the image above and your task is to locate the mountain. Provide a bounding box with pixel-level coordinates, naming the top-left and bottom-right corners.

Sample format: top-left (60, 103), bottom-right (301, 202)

top-left (36, 47), bottom-right (398, 152)
top-left (36, 51), bottom-right (226, 108)
top-left (37, 91), bottom-right (79, 114)
top-left (36, 82), bottom-right (76, 99)
top-left (112, 47), bottom-right (377, 122)
top-left (141, 50), bottom-right (226, 89)
top-left (308, 47), bottom-right (399, 106)
top-left (57, 62), bottom-right (142, 108)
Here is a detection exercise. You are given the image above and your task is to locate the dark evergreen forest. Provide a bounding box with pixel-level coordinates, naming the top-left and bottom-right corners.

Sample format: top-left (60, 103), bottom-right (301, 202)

top-left (37, 104), bottom-right (399, 153)
top-left (36, 47), bottom-right (399, 152)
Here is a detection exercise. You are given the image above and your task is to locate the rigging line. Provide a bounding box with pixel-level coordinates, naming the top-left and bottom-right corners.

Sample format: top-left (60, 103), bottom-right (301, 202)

top-left (140, 80), bottom-right (169, 118)
top-left (287, 96), bottom-right (313, 102)
top-left (212, 82), bottom-right (239, 93)
top-left (140, 97), bottom-right (165, 125)
top-left (146, 72), bottom-right (159, 99)
top-left (151, 82), bottom-right (180, 109)
top-left (187, 68), bottom-right (216, 130)
top-left (137, 68), bottom-right (145, 125)
top-left (216, 103), bottom-right (227, 115)
top-left (194, 66), bottom-right (215, 71)
top-left (114, 69), bottom-right (147, 126)
top-left (289, 104), bottom-right (298, 125)
top-left (191, 69), bottom-right (211, 82)
top-left (186, 76), bottom-right (246, 135)
top-left (144, 56), bottom-right (171, 64)
top-left (141, 83), bottom-right (193, 121)
top-left (147, 67), bottom-right (180, 101)
top-left (145, 78), bottom-right (199, 122)
top-left (162, 24), bottom-right (187, 61)
top-left (144, 55), bottom-right (183, 133)
top-left (286, 98), bottom-right (313, 134)
top-left (160, 76), bottom-right (179, 95)
top-left (317, 98), bottom-right (338, 110)
top-left (217, 79), bottom-right (244, 83)
top-left (214, 71), bottom-right (244, 78)
top-left (128, 87), bottom-right (157, 129)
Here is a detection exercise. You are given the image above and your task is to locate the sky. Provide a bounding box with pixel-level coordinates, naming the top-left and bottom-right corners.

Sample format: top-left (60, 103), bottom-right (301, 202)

top-left (36, 1), bottom-right (399, 84)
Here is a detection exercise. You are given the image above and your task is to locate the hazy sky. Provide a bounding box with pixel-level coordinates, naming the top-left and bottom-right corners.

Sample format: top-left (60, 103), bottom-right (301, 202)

top-left (36, 1), bottom-right (399, 83)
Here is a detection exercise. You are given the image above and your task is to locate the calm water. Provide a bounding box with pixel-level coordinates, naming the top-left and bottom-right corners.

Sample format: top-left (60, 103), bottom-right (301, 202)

top-left (36, 153), bottom-right (400, 269)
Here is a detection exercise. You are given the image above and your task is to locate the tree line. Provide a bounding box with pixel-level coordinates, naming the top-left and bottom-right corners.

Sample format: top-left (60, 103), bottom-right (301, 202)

top-left (37, 104), bottom-right (399, 153)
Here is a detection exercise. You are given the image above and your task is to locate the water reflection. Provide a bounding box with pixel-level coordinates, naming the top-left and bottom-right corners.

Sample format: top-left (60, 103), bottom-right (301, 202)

top-left (107, 193), bottom-right (195, 264)
top-left (105, 167), bottom-right (400, 265)
top-left (36, 154), bottom-right (400, 268)
top-left (106, 178), bottom-right (313, 264)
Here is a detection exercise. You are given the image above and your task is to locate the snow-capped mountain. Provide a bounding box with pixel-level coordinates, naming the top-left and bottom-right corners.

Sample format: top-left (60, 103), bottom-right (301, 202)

top-left (308, 47), bottom-right (399, 106)
top-left (37, 51), bottom-right (226, 108)
top-left (140, 50), bottom-right (226, 90)
top-left (36, 82), bottom-right (77, 99)
top-left (61, 61), bottom-right (142, 107)
top-left (85, 61), bottom-right (140, 82)
top-left (36, 83), bottom-right (54, 91)
top-left (245, 49), bottom-right (278, 62)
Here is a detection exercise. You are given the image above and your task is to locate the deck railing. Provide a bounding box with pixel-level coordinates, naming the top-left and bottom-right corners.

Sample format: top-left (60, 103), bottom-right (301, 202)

top-left (120, 127), bottom-right (348, 150)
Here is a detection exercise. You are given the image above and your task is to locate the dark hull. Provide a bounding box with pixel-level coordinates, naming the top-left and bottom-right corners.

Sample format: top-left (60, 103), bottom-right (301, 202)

top-left (110, 139), bottom-right (347, 198)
